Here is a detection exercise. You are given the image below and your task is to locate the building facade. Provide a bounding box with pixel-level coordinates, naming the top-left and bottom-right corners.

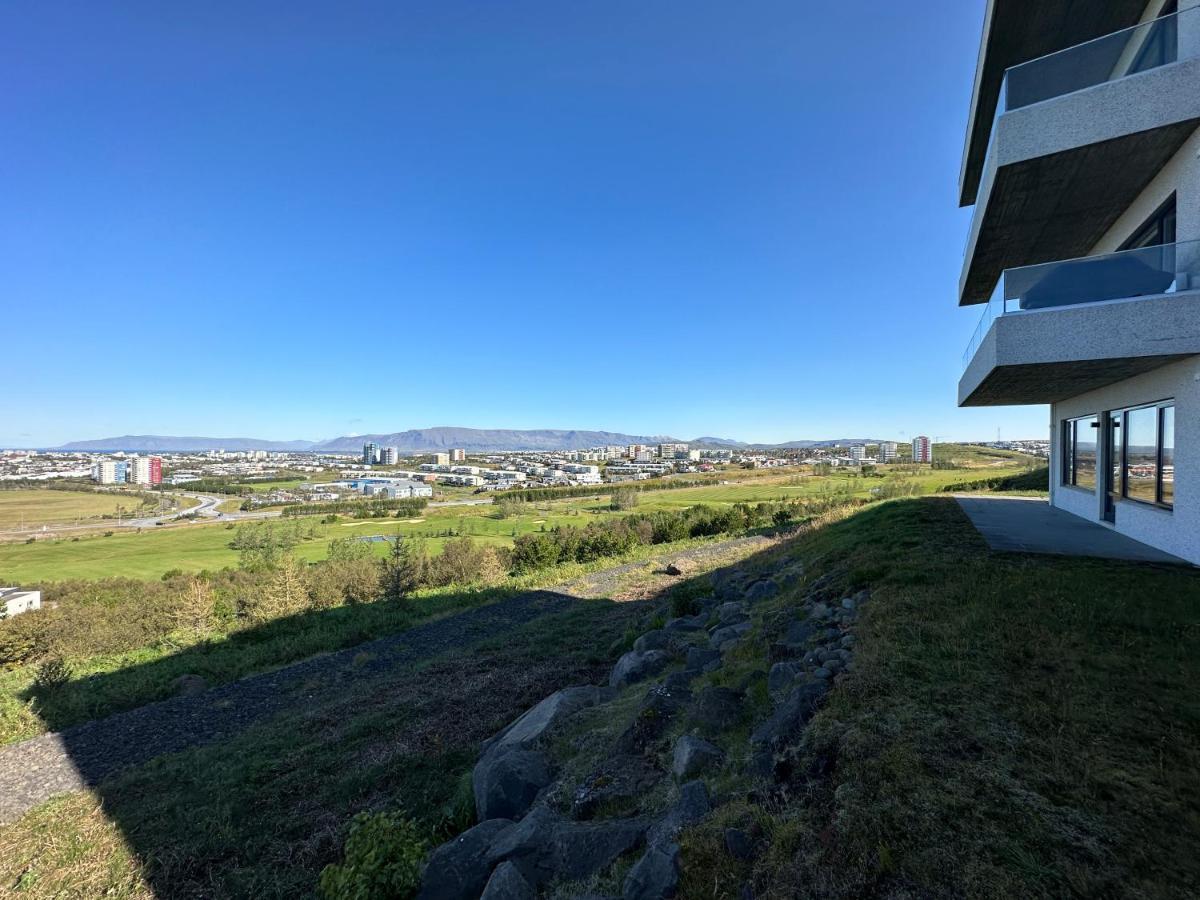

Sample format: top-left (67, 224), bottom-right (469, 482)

top-left (911, 436), bottom-right (932, 464)
top-left (450, 448), bottom-right (466, 462)
top-left (380, 447), bottom-right (399, 465)
top-left (956, 0), bottom-right (1198, 563)
top-left (362, 442), bottom-right (379, 465)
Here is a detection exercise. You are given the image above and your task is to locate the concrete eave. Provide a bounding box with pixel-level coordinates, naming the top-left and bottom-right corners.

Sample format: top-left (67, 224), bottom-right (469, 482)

top-left (959, 0), bottom-right (1149, 207)
top-left (958, 290), bottom-right (1200, 406)
top-left (959, 58), bottom-right (1200, 306)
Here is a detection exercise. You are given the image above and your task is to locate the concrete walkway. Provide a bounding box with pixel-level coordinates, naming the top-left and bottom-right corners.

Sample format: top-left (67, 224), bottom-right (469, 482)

top-left (955, 495), bottom-right (1190, 565)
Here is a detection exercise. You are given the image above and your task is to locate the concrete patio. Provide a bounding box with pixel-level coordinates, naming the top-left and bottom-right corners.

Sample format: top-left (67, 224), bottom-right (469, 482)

top-left (955, 495), bottom-right (1190, 565)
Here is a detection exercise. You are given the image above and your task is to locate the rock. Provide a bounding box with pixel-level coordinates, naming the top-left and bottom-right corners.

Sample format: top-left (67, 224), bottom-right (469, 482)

top-left (488, 806), bottom-right (645, 886)
top-left (615, 684), bottom-right (686, 754)
top-left (480, 861), bottom-right (535, 900)
top-left (473, 748), bottom-right (553, 821)
top-left (724, 828), bottom-right (756, 861)
top-left (662, 671), bottom-right (697, 693)
top-left (745, 579), bottom-right (779, 602)
top-left (610, 650), bottom-right (671, 688)
top-left (840, 596), bottom-right (856, 610)
top-left (419, 818), bottom-right (514, 900)
top-left (685, 647), bottom-right (722, 673)
top-left (664, 614), bottom-right (706, 633)
top-left (173, 674), bottom-right (208, 696)
top-left (572, 754), bottom-right (662, 820)
top-left (483, 686), bottom-right (615, 757)
top-left (767, 662), bottom-right (802, 697)
top-left (711, 568), bottom-right (749, 601)
top-left (672, 735), bottom-right (723, 779)
top-left (690, 686), bottom-right (744, 732)
top-left (633, 630), bottom-right (669, 653)
top-left (810, 602), bottom-right (831, 620)
top-left (647, 780), bottom-right (711, 847)
top-left (623, 841), bottom-right (680, 900)
top-left (839, 634), bottom-right (856, 649)
top-left (750, 680), bottom-right (830, 750)
top-left (716, 601), bottom-right (748, 623)
top-left (710, 621), bottom-right (751, 651)
top-left (813, 667), bottom-right (832, 680)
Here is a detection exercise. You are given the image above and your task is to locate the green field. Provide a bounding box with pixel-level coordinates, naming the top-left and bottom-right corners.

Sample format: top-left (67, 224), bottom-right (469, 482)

top-left (0, 490), bottom-right (157, 530)
top-left (0, 456), bottom-right (1038, 583)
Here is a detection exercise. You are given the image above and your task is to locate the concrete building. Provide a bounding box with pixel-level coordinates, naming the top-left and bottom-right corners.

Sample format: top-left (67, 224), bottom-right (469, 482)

top-left (127, 456), bottom-right (163, 485)
top-left (912, 436), bottom-right (932, 464)
top-left (92, 459), bottom-right (118, 484)
top-left (450, 448), bottom-right (466, 462)
top-left (362, 442), bottom-right (379, 465)
top-left (849, 445), bottom-right (867, 463)
top-left (380, 447), bottom-right (399, 466)
top-left (956, 0), bottom-right (1198, 563)
top-left (434, 452), bottom-right (451, 467)
top-left (880, 441), bottom-right (898, 462)
top-left (1, 587), bottom-right (41, 618)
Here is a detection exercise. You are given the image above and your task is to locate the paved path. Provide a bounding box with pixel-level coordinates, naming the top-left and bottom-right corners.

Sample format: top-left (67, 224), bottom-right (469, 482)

top-left (0, 590), bottom-right (576, 824)
top-left (955, 495), bottom-right (1190, 565)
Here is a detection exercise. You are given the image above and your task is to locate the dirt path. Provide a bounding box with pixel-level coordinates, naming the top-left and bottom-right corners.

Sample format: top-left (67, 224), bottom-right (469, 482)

top-left (0, 536), bottom-right (765, 825)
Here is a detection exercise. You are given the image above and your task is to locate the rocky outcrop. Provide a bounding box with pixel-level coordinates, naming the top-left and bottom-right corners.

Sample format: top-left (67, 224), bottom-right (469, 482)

top-left (610, 650), bottom-right (671, 688)
top-left (672, 735), bottom-right (722, 780)
top-left (474, 748), bottom-right (553, 821)
top-left (417, 818), bottom-right (515, 900)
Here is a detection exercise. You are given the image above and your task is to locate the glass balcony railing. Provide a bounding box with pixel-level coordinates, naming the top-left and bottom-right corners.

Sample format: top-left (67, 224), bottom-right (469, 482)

top-left (1003, 7), bottom-right (1192, 112)
top-left (962, 238), bottom-right (1200, 371)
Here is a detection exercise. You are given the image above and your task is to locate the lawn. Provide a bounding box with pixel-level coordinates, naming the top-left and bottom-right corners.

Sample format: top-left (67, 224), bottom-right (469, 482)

top-left (0, 490), bottom-right (154, 530)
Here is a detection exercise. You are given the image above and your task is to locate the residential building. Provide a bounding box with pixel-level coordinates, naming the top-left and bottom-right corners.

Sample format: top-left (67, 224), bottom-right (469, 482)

top-left (658, 442), bottom-right (689, 458)
top-left (362, 442), bottom-right (379, 465)
top-left (880, 441), bottom-right (898, 462)
top-left (849, 445), bottom-right (867, 463)
top-left (380, 447), bottom-right (399, 465)
top-left (92, 459), bottom-right (118, 484)
top-left (434, 452), bottom-right (451, 467)
top-left (912, 436), bottom-right (932, 464)
top-left (450, 448), bottom-right (466, 462)
top-left (956, 0), bottom-right (1199, 564)
top-left (0, 587), bottom-right (40, 618)
top-left (126, 456), bottom-right (163, 485)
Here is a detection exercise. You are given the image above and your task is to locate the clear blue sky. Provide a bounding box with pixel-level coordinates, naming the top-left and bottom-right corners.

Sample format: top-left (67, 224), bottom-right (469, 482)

top-left (1, 1), bottom-right (1046, 447)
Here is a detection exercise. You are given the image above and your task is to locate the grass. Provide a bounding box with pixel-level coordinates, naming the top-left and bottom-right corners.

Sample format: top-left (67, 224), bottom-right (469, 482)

top-left (0, 490), bottom-right (155, 530)
top-left (0, 593), bottom-right (647, 899)
top-left (676, 497), bottom-right (1200, 898)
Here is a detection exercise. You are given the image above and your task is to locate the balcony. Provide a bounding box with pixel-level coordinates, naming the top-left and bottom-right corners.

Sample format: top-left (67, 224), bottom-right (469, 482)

top-left (959, 239), bottom-right (1200, 406)
top-left (959, 7), bottom-right (1200, 305)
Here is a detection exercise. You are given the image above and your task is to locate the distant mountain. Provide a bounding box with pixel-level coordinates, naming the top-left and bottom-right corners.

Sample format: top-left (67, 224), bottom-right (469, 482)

top-left (312, 428), bottom-right (681, 453)
top-left (690, 436), bottom-right (749, 448)
top-left (55, 435), bottom-right (318, 452)
top-left (51, 430), bottom-right (899, 454)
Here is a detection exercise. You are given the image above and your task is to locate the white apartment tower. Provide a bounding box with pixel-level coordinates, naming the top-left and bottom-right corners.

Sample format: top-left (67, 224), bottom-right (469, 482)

top-left (956, 0), bottom-right (1198, 563)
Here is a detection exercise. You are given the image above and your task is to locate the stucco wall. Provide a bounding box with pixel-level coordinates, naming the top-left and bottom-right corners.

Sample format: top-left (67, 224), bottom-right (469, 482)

top-left (1050, 356), bottom-right (1199, 564)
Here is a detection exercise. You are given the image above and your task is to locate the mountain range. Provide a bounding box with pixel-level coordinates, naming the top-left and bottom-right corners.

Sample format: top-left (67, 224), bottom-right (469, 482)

top-left (52, 428), bottom-right (892, 453)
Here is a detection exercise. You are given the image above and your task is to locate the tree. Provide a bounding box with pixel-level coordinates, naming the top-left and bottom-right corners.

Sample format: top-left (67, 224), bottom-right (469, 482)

top-left (172, 577), bottom-right (215, 638)
top-left (381, 536), bottom-right (428, 602)
top-left (609, 487), bottom-right (639, 511)
top-left (243, 555), bottom-right (309, 624)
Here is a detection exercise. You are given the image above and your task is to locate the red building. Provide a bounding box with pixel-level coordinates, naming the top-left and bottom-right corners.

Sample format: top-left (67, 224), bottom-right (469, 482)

top-left (149, 456), bottom-right (162, 485)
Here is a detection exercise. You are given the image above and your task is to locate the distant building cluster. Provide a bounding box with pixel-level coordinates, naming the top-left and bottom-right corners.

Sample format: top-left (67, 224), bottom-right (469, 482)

top-left (91, 455), bottom-right (162, 485)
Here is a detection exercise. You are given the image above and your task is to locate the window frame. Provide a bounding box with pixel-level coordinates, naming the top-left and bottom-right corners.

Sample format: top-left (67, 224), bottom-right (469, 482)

top-left (1061, 415), bottom-right (1099, 490)
top-left (1113, 399), bottom-right (1175, 510)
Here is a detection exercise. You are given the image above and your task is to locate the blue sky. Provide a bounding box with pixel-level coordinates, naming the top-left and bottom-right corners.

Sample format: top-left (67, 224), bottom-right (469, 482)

top-left (0, 1), bottom-right (1046, 447)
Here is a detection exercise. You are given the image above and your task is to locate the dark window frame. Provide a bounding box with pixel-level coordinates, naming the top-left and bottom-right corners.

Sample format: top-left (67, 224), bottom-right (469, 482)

top-left (1112, 399), bottom-right (1175, 510)
top-left (1061, 415), bottom-right (1098, 490)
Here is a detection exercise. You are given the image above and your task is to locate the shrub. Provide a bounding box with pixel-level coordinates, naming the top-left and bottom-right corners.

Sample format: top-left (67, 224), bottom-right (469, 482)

top-left (609, 487), bottom-right (639, 511)
top-left (33, 656), bottom-right (72, 693)
top-left (318, 811), bottom-right (426, 900)
top-left (494, 496), bottom-right (527, 519)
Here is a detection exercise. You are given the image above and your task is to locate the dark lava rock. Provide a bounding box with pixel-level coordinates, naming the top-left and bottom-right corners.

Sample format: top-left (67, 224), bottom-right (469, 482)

top-left (623, 841), bottom-right (680, 900)
top-left (750, 680), bottom-right (830, 750)
top-left (474, 748), bottom-right (553, 821)
top-left (487, 805), bottom-right (646, 886)
top-left (572, 753), bottom-right (662, 820)
top-left (610, 650), bottom-right (671, 688)
top-left (647, 780), bottom-right (711, 847)
top-left (418, 818), bottom-right (514, 900)
top-left (633, 630), bottom-right (669, 653)
top-left (745, 579), bottom-right (779, 603)
top-left (480, 860), bottom-right (535, 900)
top-left (672, 735), bottom-right (723, 779)
top-left (690, 686), bottom-right (744, 732)
top-left (615, 685), bottom-right (686, 755)
top-left (685, 647), bottom-right (722, 673)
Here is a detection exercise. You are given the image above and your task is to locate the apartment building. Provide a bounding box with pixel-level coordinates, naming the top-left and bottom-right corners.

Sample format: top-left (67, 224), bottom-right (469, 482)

top-left (956, 0), bottom-right (1198, 563)
top-left (126, 456), bottom-right (163, 485)
top-left (450, 448), bottom-right (466, 462)
top-left (912, 436), bottom-right (932, 464)
top-left (362, 442), bottom-right (379, 465)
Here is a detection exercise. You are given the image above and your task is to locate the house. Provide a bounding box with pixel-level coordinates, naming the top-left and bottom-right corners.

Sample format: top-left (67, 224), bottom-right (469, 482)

top-left (956, 0), bottom-right (1198, 563)
top-left (1, 587), bottom-right (41, 618)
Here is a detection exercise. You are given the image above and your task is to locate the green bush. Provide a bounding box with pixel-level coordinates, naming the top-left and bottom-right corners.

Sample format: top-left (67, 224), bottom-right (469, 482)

top-left (318, 811), bottom-right (427, 900)
top-left (33, 656), bottom-right (72, 693)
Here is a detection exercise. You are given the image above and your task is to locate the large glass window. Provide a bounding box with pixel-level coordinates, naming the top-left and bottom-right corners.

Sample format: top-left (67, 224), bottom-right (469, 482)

top-left (1115, 401), bottom-right (1175, 508)
top-left (1063, 416), bottom-right (1098, 489)
top-left (1124, 406), bottom-right (1159, 502)
top-left (1161, 406), bottom-right (1175, 506)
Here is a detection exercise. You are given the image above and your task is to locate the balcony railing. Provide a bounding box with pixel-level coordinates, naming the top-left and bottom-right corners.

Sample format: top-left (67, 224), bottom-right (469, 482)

top-left (962, 238), bottom-right (1200, 370)
top-left (1001, 7), bottom-right (1193, 112)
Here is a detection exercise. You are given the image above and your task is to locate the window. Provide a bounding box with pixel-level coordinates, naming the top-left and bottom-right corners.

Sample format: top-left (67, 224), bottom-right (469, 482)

top-left (1119, 194), bottom-right (1176, 251)
top-left (1115, 401), bottom-right (1175, 508)
top-left (1062, 416), bottom-right (1098, 489)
